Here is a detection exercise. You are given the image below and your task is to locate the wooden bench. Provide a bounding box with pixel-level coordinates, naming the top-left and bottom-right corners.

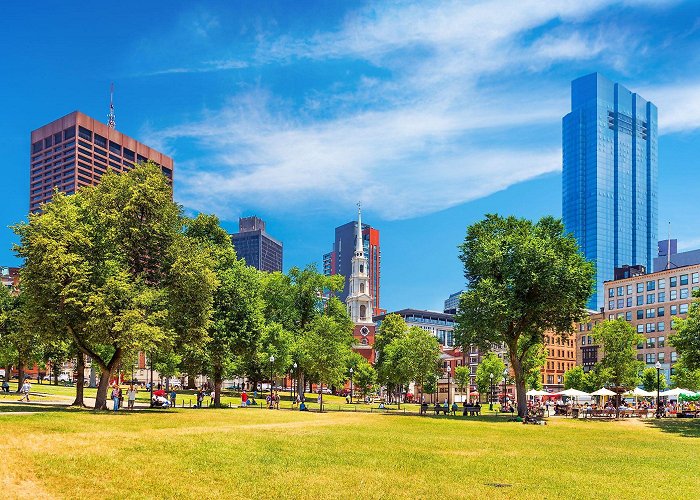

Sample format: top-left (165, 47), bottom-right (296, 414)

top-left (462, 406), bottom-right (481, 416)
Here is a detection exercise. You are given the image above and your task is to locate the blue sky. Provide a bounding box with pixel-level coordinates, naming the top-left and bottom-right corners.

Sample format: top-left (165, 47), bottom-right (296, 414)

top-left (2, 1), bottom-right (700, 312)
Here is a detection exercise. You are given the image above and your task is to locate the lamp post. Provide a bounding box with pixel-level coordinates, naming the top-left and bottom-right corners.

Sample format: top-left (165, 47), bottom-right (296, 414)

top-left (655, 361), bottom-right (662, 419)
top-left (269, 355), bottom-right (275, 402)
top-left (502, 368), bottom-right (508, 410)
top-left (446, 365), bottom-right (452, 406)
top-left (293, 362), bottom-right (298, 404)
top-left (349, 367), bottom-right (354, 404)
top-left (489, 373), bottom-right (494, 411)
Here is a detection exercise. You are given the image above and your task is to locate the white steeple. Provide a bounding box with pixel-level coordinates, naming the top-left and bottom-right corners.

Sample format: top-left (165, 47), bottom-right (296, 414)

top-left (346, 202), bottom-right (372, 324)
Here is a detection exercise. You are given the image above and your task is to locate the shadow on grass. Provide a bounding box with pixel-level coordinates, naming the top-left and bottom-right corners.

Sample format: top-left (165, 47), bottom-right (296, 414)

top-left (0, 403), bottom-right (77, 413)
top-left (644, 418), bottom-right (700, 438)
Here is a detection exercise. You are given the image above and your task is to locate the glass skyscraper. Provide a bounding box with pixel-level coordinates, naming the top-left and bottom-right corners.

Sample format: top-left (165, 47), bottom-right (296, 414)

top-left (563, 73), bottom-right (658, 310)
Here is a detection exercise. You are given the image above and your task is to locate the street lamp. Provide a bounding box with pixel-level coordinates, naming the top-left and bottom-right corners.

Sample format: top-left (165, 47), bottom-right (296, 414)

top-left (489, 373), bottom-right (494, 411)
top-left (655, 361), bottom-right (662, 419)
top-left (269, 355), bottom-right (275, 402)
top-left (293, 362), bottom-right (298, 404)
top-left (502, 368), bottom-right (508, 410)
top-left (446, 365), bottom-right (452, 406)
top-left (349, 367), bottom-right (354, 404)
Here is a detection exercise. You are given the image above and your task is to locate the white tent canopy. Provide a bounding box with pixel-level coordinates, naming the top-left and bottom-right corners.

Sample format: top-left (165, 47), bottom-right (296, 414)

top-left (555, 389), bottom-right (590, 397)
top-left (624, 387), bottom-right (655, 397)
top-left (590, 388), bottom-right (616, 396)
top-left (526, 389), bottom-right (549, 396)
top-left (659, 388), bottom-right (697, 398)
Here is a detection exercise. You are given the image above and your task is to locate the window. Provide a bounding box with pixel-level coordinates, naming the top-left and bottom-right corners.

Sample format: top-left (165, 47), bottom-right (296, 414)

top-left (108, 141), bottom-right (122, 155)
top-left (647, 280), bottom-right (655, 291)
top-left (637, 354), bottom-right (644, 361)
top-left (658, 307), bottom-right (665, 317)
top-left (609, 288), bottom-right (615, 298)
top-left (609, 300), bottom-right (615, 310)
top-left (658, 292), bottom-right (665, 303)
top-left (646, 323), bottom-right (656, 333)
top-left (658, 279), bottom-right (665, 289)
top-left (617, 299), bottom-right (624, 309)
top-left (658, 336), bottom-right (665, 347)
top-left (681, 288), bottom-right (689, 299)
top-left (637, 283), bottom-right (644, 293)
top-left (680, 274), bottom-right (689, 286)
top-left (63, 127), bottom-right (75, 140)
top-left (670, 290), bottom-right (677, 301)
top-left (637, 324), bottom-right (644, 333)
top-left (637, 296), bottom-right (644, 306)
top-left (680, 303), bottom-right (689, 314)
top-left (646, 353), bottom-right (656, 364)
top-left (693, 273), bottom-right (699, 284)
top-left (670, 276), bottom-right (677, 287)
top-left (646, 308), bottom-right (655, 318)
top-left (580, 336), bottom-right (586, 346)
top-left (123, 148), bottom-right (135, 161)
top-left (627, 285), bottom-right (632, 295)
top-left (658, 321), bottom-right (665, 332)
top-left (658, 352), bottom-right (665, 362)
top-left (627, 297), bottom-right (632, 307)
top-left (671, 352), bottom-right (678, 362)
top-left (637, 310), bottom-right (644, 320)
top-left (646, 337), bottom-right (656, 348)
top-left (78, 126), bottom-right (92, 141)
top-left (617, 286), bottom-right (624, 296)
top-left (637, 340), bottom-right (644, 349)
top-left (94, 134), bottom-right (107, 148)
top-left (44, 136), bottom-right (52, 148)
top-left (646, 294), bottom-right (655, 304)
top-left (670, 305), bottom-right (678, 315)
top-left (626, 312), bottom-right (632, 321)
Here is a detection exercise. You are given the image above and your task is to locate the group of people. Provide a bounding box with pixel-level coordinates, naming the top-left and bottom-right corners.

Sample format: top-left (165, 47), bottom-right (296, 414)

top-left (419, 398), bottom-right (482, 416)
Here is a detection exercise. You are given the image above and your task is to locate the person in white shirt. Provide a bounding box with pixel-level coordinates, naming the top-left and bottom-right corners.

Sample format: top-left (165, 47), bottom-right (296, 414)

top-left (18, 379), bottom-right (31, 402)
top-left (127, 385), bottom-right (137, 410)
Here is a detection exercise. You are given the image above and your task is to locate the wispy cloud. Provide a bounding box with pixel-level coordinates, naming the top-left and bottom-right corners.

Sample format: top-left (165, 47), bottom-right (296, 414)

top-left (140, 0), bottom-right (695, 220)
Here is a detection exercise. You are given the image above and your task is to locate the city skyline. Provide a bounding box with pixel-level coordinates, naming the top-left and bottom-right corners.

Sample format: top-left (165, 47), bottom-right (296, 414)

top-left (3, 2), bottom-right (700, 312)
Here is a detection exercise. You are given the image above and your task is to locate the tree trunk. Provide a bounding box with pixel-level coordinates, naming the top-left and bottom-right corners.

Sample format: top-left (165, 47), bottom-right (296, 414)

top-left (16, 359), bottom-right (24, 392)
top-left (320, 383), bottom-right (324, 412)
top-left (93, 351), bottom-right (122, 410)
top-left (72, 354), bottom-right (85, 407)
top-left (213, 366), bottom-right (222, 407)
top-left (187, 373), bottom-right (195, 389)
top-left (508, 347), bottom-right (527, 418)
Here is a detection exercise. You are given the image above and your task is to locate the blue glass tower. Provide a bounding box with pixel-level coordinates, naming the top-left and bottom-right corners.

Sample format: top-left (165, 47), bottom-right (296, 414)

top-left (563, 73), bottom-right (658, 310)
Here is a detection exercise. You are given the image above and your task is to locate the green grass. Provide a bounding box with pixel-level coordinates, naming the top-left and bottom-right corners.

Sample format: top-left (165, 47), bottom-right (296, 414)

top-left (1, 407), bottom-right (699, 499)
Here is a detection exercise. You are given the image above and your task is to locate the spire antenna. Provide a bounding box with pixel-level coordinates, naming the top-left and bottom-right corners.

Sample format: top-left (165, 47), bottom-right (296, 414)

top-left (108, 82), bottom-right (116, 129)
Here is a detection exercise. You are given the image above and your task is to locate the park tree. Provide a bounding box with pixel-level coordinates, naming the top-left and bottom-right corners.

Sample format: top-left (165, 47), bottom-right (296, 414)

top-left (592, 319), bottom-right (643, 392)
top-left (0, 291), bottom-right (43, 392)
top-left (374, 314), bottom-right (409, 401)
top-left (14, 164), bottom-right (216, 409)
top-left (455, 214), bottom-right (594, 417)
top-left (563, 366), bottom-right (586, 391)
top-left (670, 290), bottom-right (700, 370)
top-left (351, 356), bottom-right (377, 399)
top-left (523, 342), bottom-right (546, 390)
top-left (670, 358), bottom-right (700, 391)
top-left (475, 352), bottom-right (506, 403)
top-left (453, 365), bottom-right (471, 401)
top-left (185, 213), bottom-right (266, 407)
top-left (640, 366), bottom-right (667, 393)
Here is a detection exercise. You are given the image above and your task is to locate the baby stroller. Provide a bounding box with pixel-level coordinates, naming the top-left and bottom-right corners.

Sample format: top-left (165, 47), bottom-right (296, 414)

top-left (151, 389), bottom-right (170, 408)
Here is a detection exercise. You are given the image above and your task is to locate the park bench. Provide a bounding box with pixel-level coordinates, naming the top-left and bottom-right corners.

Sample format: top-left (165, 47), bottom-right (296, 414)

top-left (462, 405), bottom-right (481, 416)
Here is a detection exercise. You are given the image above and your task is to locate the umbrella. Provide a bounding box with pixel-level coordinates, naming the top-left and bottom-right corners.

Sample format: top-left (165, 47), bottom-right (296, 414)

top-left (590, 388), bottom-right (616, 396)
top-left (555, 388), bottom-right (590, 397)
top-left (624, 387), bottom-right (655, 397)
top-left (526, 389), bottom-right (549, 396)
top-left (660, 388), bottom-right (697, 398)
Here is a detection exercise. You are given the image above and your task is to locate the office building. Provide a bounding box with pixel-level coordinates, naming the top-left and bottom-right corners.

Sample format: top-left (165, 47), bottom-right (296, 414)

top-left (542, 331), bottom-right (577, 392)
top-left (323, 217), bottom-right (382, 316)
top-left (1, 266), bottom-right (20, 291)
top-left (231, 216), bottom-right (283, 272)
top-left (443, 290), bottom-right (463, 314)
top-left (30, 111), bottom-right (173, 212)
top-left (576, 264), bottom-right (700, 384)
top-left (654, 239), bottom-right (700, 271)
top-left (563, 73), bottom-right (658, 310)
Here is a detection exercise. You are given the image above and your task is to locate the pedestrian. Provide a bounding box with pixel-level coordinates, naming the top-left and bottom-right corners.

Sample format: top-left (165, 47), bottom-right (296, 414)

top-left (18, 379), bottom-right (31, 402)
top-left (274, 391), bottom-right (280, 410)
top-left (2, 378), bottom-right (9, 393)
top-left (241, 390), bottom-right (248, 407)
top-left (127, 385), bottom-right (137, 410)
top-left (110, 385), bottom-right (120, 412)
top-left (196, 388), bottom-right (203, 408)
top-left (170, 388), bottom-right (177, 408)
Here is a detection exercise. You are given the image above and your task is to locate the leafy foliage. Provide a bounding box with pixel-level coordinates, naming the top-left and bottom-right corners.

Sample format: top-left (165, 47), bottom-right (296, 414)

top-left (592, 319), bottom-right (643, 389)
top-left (670, 289), bottom-right (700, 371)
top-left (640, 367), bottom-right (667, 393)
top-left (475, 352), bottom-right (505, 398)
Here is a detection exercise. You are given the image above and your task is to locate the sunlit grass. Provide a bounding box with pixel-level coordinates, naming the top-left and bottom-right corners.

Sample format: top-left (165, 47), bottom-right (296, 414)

top-left (1, 407), bottom-right (698, 499)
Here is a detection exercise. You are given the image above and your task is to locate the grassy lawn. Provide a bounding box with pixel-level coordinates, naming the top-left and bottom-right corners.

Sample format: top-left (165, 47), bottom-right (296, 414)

top-left (1, 408), bottom-right (699, 499)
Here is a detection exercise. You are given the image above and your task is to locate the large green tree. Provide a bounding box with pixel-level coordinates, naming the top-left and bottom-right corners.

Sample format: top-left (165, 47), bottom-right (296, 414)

top-left (455, 215), bottom-right (594, 416)
top-left (592, 319), bottom-right (643, 391)
top-left (453, 365), bottom-right (471, 401)
top-left (670, 358), bottom-right (700, 391)
top-left (14, 164), bottom-right (216, 409)
top-left (640, 367), bottom-right (668, 393)
top-left (670, 290), bottom-right (700, 370)
top-left (374, 314), bottom-right (409, 401)
top-left (475, 352), bottom-right (506, 402)
top-left (351, 356), bottom-right (377, 399)
top-left (563, 366), bottom-right (587, 391)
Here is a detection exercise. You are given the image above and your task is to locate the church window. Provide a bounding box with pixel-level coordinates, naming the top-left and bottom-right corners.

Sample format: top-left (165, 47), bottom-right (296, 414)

top-left (360, 264), bottom-right (364, 273)
top-left (360, 305), bottom-right (366, 320)
top-left (360, 283), bottom-right (365, 294)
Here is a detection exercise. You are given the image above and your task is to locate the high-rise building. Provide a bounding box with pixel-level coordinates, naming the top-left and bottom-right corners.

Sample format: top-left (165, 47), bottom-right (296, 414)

top-left (563, 73), bottom-right (658, 310)
top-left (323, 217), bottom-right (381, 316)
top-left (443, 290), bottom-right (463, 314)
top-left (654, 239), bottom-right (700, 271)
top-left (30, 111), bottom-right (173, 212)
top-left (231, 216), bottom-right (283, 272)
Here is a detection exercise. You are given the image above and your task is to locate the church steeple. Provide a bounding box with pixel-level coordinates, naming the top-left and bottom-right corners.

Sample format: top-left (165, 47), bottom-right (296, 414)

top-left (346, 202), bottom-right (372, 324)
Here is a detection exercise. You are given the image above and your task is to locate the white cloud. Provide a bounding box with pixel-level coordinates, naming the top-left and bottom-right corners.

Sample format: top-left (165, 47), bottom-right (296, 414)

top-left (144, 0), bottom-right (683, 220)
top-left (644, 81), bottom-right (700, 133)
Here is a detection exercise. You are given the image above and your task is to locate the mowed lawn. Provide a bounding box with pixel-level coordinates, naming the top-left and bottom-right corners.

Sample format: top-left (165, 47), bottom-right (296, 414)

top-left (1, 408), bottom-right (699, 499)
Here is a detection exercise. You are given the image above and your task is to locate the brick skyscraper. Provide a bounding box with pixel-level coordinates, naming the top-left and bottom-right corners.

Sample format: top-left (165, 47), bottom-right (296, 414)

top-left (30, 111), bottom-right (173, 212)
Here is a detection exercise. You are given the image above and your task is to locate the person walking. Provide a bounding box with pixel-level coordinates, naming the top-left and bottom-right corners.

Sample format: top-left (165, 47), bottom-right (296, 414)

top-left (127, 385), bottom-right (137, 410)
top-left (196, 388), bottom-right (204, 409)
top-left (18, 379), bottom-right (31, 402)
top-left (169, 388), bottom-right (177, 408)
top-left (111, 385), bottom-right (121, 412)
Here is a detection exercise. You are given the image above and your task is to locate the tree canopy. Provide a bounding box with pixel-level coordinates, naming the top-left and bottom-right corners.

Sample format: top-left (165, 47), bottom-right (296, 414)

top-left (455, 214), bottom-right (594, 416)
top-left (670, 290), bottom-right (700, 371)
top-left (592, 319), bottom-right (643, 390)
top-left (475, 352), bottom-right (506, 399)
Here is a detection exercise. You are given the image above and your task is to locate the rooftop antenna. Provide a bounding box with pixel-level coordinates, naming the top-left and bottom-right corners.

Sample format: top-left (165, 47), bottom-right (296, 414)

top-left (107, 82), bottom-right (116, 129)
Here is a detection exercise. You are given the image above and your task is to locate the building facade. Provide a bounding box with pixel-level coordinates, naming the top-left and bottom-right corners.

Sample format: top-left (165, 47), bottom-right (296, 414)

top-left (563, 73), bottom-right (658, 310)
top-left (324, 219), bottom-right (382, 316)
top-left (542, 331), bottom-right (577, 392)
top-left (654, 239), bottom-right (700, 272)
top-left (231, 216), bottom-right (283, 272)
top-left (443, 290), bottom-right (463, 314)
top-left (30, 111), bottom-right (173, 212)
top-left (1, 266), bottom-right (20, 291)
